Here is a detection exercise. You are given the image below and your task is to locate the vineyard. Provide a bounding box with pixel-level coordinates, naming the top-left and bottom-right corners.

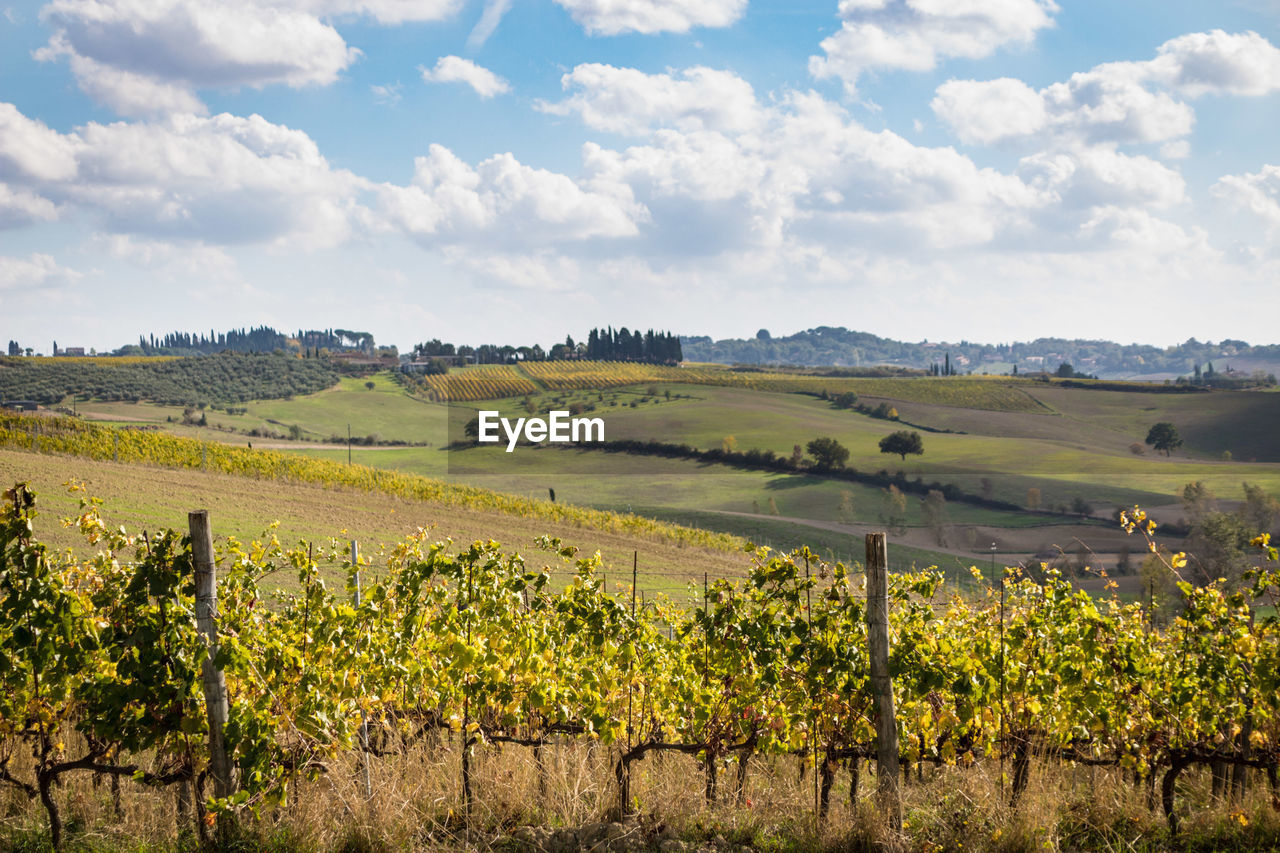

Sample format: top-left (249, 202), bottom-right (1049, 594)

top-left (401, 365), bottom-right (539, 402)
top-left (0, 412), bottom-right (736, 555)
top-left (520, 361), bottom-right (691, 391)
top-left (2, 481), bottom-right (1279, 851)
top-left (390, 360), bottom-right (1050, 413)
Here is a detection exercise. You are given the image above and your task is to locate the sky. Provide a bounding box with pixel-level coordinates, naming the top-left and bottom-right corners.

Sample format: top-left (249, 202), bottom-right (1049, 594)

top-left (1, 0), bottom-right (1279, 353)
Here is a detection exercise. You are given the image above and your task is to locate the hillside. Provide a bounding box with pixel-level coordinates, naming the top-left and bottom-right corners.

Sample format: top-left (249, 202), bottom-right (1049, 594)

top-left (683, 326), bottom-right (1280, 380)
top-left (0, 352), bottom-right (338, 406)
top-left (0, 447), bottom-right (744, 596)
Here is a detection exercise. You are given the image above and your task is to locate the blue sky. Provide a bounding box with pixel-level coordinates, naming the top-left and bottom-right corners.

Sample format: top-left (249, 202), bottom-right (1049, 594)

top-left (2, 0), bottom-right (1279, 353)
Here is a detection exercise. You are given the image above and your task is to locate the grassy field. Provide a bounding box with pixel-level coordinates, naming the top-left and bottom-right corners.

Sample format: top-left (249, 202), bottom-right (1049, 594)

top-left (79, 373), bottom-right (447, 445)
top-left (58, 370), bottom-right (1280, 575)
top-left (0, 447), bottom-right (746, 597)
top-left (440, 383), bottom-right (1280, 509)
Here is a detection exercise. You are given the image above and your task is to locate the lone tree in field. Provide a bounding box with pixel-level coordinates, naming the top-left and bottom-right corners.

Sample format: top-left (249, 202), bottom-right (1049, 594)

top-left (806, 437), bottom-right (850, 469)
top-left (879, 430), bottom-right (924, 461)
top-left (1145, 422), bottom-right (1182, 456)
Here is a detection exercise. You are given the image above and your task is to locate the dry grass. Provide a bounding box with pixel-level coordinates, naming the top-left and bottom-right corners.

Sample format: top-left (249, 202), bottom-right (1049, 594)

top-left (4, 735), bottom-right (1280, 852)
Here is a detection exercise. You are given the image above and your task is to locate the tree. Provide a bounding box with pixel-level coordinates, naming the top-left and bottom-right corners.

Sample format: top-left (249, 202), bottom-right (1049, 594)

top-left (922, 490), bottom-right (949, 545)
top-left (1145, 422), bottom-right (1182, 456)
top-left (1241, 482), bottom-right (1280, 534)
top-left (721, 435), bottom-right (738, 452)
top-left (1179, 481), bottom-right (1216, 523)
top-left (838, 490), bottom-right (854, 523)
top-left (1026, 487), bottom-right (1041, 511)
top-left (880, 485), bottom-right (907, 533)
top-left (365, 381), bottom-right (376, 391)
top-left (879, 430), bottom-right (923, 461)
top-left (806, 437), bottom-right (849, 469)
top-left (832, 391), bottom-right (859, 409)
top-left (1056, 362), bottom-right (1075, 378)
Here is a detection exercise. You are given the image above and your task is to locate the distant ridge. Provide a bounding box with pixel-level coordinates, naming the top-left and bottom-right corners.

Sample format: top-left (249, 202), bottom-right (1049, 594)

top-left (681, 327), bottom-right (1280, 381)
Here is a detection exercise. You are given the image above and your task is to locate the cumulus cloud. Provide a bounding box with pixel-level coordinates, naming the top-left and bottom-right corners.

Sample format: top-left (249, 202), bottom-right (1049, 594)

top-left (0, 103), bottom-right (79, 181)
top-left (810, 0), bottom-right (1059, 94)
top-left (1018, 147), bottom-right (1186, 210)
top-left (421, 56), bottom-right (511, 98)
top-left (1212, 164), bottom-right (1280, 233)
top-left (551, 0), bottom-right (746, 36)
top-left (0, 103), bottom-right (373, 249)
top-left (537, 64), bottom-right (762, 135)
top-left (932, 30), bottom-right (1280, 148)
top-left (0, 184), bottom-right (58, 228)
top-left (36, 0), bottom-right (362, 116)
top-left (0, 253), bottom-right (81, 292)
top-left (377, 143), bottom-right (644, 246)
top-left (1146, 29), bottom-right (1280, 97)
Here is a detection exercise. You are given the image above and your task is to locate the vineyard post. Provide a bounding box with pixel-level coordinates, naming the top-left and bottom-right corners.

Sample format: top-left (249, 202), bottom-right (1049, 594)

top-left (865, 532), bottom-right (901, 831)
top-left (462, 552), bottom-right (473, 823)
top-left (352, 540), bottom-right (372, 799)
top-left (188, 511), bottom-right (236, 825)
top-left (113, 431), bottom-right (119, 462)
top-left (703, 570), bottom-right (716, 804)
top-left (621, 550), bottom-right (637, 816)
top-left (804, 553), bottom-right (819, 827)
top-left (201, 443), bottom-right (207, 471)
top-left (999, 560), bottom-right (1006, 799)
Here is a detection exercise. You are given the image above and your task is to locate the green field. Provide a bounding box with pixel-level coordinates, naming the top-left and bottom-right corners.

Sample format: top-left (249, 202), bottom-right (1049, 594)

top-left (58, 368), bottom-right (1280, 578)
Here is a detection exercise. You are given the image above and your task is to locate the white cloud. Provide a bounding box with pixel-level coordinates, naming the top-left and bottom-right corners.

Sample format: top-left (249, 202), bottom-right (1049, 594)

top-left (930, 77), bottom-right (1047, 145)
top-left (538, 64), bottom-right (762, 135)
top-left (445, 249), bottom-right (582, 291)
top-left (1018, 147), bottom-right (1186, 210)
top-left (0, 104), bottom-right (372, 249)
top-left (59, 48), bottom-right (210, 117)
top-left (377, 143), bottom-right (644, 246)
top-left (36, 0), bottom-right (361, 116)
top-left (295, 0), bottom-right (462, 25)
top-left (551, 0), bottom-right (746, 36)
top-left (1147, 29), bottom-right (1280, 97)
top-left (0, 184), bottom-right (58, 228)
top-left (1212, 164), bottom-right (1280, 233)
top-left (932, 30), bottom-right (1280, 148)
top-left (0, 253), bottom-right (81, 292)
top-left (96, 234), bottom-right (240, 280)
top-left (0, 103), bottom-right (79, 181)
top-left (810, 0), bottom-right (1059, 94)
top-left (371, 83), bottom-right (403, 106)
top-left (468, 0), bottom-right (512, 47)
top-left (421, 56), bottom-right (511, 98)
top-left (1077, 206), bottom-right (1209, 254)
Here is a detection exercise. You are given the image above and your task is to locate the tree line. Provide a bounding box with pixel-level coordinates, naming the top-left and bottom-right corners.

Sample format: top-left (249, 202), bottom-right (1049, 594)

top-left (411, 327), bottom-right (682, 366)
top-left (584, 327), bottom-right (682, 363)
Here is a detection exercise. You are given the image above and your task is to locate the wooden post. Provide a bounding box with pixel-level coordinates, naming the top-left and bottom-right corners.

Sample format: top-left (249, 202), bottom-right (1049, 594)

top-left (189, 511), bottom-right (235, 815)
top-left (352, 540), bottom-right (372, 799)
top-left (621, 551), bottom-right (638, 816)
top-left (865, 532), bottom-right (901, 831)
